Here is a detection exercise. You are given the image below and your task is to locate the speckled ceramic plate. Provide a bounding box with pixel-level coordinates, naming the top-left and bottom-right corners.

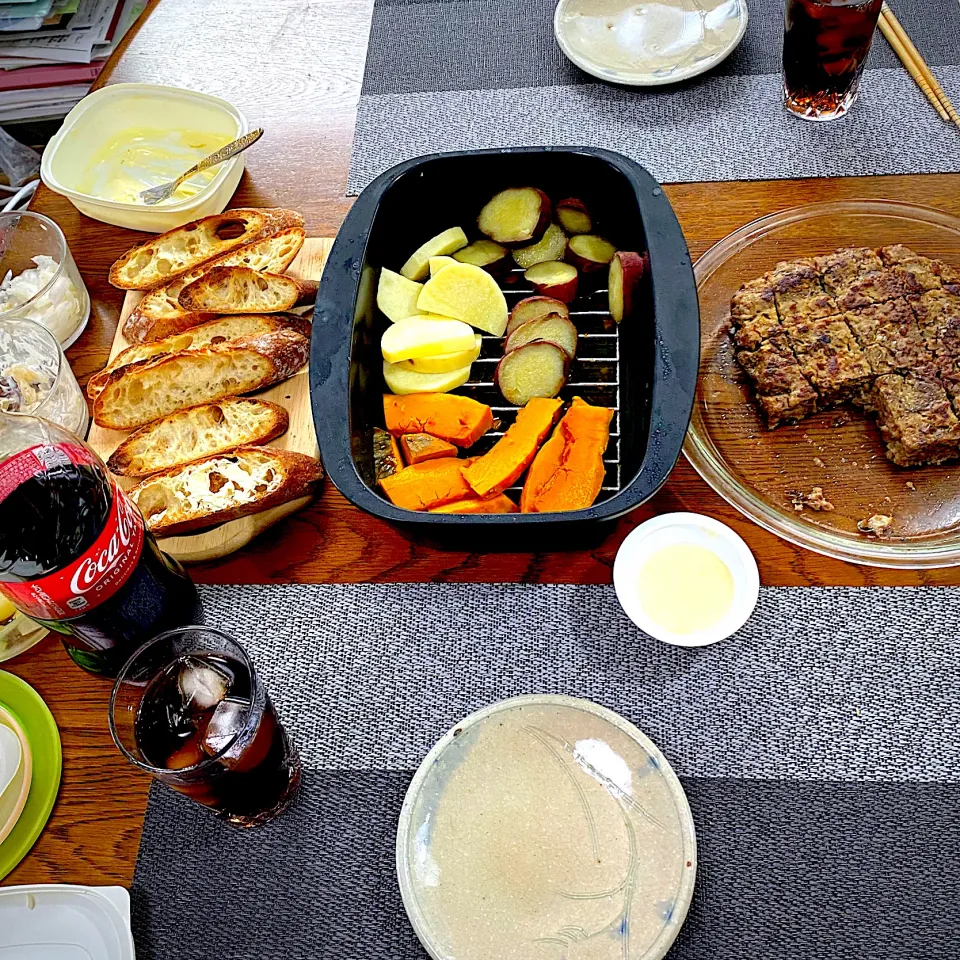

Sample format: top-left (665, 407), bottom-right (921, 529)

top-left (554, 0), bottom-right (748, 87)
top-left (397, 695), bottom-right (697, 960)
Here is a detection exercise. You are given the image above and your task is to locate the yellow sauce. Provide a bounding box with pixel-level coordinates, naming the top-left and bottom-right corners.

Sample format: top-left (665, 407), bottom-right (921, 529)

top-left (77, 128), bottom-right (234, 205)
top-left (638, 542), bottom-right (734, 635)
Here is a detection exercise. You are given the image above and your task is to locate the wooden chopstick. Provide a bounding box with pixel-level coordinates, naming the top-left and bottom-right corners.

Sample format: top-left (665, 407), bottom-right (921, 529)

top-left (879, 3), bottom-right (958, 127)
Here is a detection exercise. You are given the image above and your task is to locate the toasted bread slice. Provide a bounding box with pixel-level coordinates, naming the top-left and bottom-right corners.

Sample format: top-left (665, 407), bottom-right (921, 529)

top-left (88, 313), bottom-right (310, 399)
top-left (92, 329), bottom-right (309, 430)
top-left (121, 227), bottom-right (306, 343)
top-left (178, 266), bottom-right (319, 314)
top-left (109, 208), bottom-right (304, 291)
top-left (106, 398), bottom-right (289, 478)
top-left (129, 446), bottom-right (324, 537)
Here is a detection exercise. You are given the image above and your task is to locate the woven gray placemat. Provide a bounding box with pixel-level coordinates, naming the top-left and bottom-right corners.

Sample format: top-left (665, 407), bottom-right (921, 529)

top-left (348, 0), bottom-right (960, 193)
top-left (131, 583), bottom-right (960, 959)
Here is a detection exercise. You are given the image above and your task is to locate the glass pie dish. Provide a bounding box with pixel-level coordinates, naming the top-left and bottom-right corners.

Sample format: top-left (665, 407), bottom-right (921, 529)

top-left (684, 199), bottom-right (960, 569)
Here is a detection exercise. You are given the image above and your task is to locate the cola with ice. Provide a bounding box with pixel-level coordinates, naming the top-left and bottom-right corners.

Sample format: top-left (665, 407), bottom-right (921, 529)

top-left (0, 414), bottom-right (197, 676)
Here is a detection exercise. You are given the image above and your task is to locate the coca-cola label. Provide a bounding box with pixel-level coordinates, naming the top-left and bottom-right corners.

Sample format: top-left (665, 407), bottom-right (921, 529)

top-left (0, 444), bottom-right (145, 621)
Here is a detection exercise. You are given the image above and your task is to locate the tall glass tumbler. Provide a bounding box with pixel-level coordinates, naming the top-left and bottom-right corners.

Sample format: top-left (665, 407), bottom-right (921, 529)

top-left (783, 0), bottom-right (883, 121)
top-left (110, 626), bottom-right (301, 827)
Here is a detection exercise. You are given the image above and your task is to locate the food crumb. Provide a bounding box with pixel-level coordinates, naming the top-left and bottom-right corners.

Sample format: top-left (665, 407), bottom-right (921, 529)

top-left (788, 486), bottom-right (835, 512)
top-left (858, 514), bottom-right (893, 537)
top-left (813, 457), bottom-right (826, 468)
top-left (906, 481), bottom-right (916, 491)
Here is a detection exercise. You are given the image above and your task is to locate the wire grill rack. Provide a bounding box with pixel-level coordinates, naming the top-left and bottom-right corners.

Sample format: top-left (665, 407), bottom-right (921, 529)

top-left (456, 266), bottom-right (621, 501)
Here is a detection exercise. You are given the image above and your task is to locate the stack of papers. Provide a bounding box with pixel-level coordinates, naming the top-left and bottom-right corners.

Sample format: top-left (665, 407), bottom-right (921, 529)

top-left (0, 0), bottom-right (146, 122)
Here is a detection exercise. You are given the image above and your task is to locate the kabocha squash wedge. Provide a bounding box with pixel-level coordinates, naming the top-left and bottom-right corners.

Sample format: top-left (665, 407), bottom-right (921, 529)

top-left (379, 457), bottom-right (476, 511)
top-left (400, 433), bottom-right (459, 465)
top-left (520, 397), bottom-right (613, 513)
top-left (430, 495), bottom-right (518, 514)
top-left (462, 397), bottom-right (562, 498)
top-left (383, 394), bottom-right (494, 448)
top-left (373, 428), bottom-right (403, 482)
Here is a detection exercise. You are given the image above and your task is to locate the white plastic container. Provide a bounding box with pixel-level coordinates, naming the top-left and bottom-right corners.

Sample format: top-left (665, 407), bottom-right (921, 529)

top-left (41, 83), bottom-right (248, 233)
top-left (0, 884), bottom-right (135, 959)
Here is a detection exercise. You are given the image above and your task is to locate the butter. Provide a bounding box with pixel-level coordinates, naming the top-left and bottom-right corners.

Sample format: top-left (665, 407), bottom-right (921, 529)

top-left (638, 542), bottom-right (734, 635)
top-left (77, 127), bottom-right (233, 205)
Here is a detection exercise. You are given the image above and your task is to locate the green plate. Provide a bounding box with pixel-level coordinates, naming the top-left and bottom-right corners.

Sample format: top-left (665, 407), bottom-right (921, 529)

top-left (0, 671), bottom-right (61, 881)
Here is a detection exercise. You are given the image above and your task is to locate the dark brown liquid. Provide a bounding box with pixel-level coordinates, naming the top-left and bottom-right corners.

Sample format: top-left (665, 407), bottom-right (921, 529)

top-left (134, 653), bottom-right (299, 824)
top-left (783, 0), bottom-right (882, 116)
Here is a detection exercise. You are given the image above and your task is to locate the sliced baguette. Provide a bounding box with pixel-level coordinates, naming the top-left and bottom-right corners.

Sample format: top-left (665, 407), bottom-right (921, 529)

top-left (121, 226), bottom-right (306, 343)
top-left (88, 312), bottom-right (310, 399)
top-left (107, 398), bottom-right (289, 478)
top-left (109, 208), bottom-right (304, 291)
top-left (178, 266), bottom-right (319, 314)
top-left (129, 446), bottom-right (324, 537)
top-left (92, 329), bottom-right (309, 430)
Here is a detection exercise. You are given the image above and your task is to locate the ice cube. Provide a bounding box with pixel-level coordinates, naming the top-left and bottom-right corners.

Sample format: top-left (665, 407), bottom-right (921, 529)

top-left (177, 656), bottom-right (231, 712)
top-left (202, 697), bottom-right (250, 759)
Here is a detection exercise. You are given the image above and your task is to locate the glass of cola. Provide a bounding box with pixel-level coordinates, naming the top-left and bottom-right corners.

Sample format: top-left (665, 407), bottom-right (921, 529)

top-left (109, 626), bottom-right (301, 827)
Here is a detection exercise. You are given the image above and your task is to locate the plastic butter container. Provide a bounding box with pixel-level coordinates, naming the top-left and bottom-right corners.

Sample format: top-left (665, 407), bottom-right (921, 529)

top-left (0, 884), bottom-right (135, 959)
top-left (41, 82), bottom-right (248, 233)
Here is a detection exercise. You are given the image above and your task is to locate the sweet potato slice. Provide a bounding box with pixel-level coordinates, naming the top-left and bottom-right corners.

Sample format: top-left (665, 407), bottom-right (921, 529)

top-left (478, 188), bottom-right (550, 245)
top-left (567, 235), bottom-right (617, 273)
top-left (400, 227), bottom-right (469, 281)
top-left (379, 457), bottom-right (475, 511)
top-left (400, 432), bottom-right (459, 465)
top-left (504, 313), bottom-right (578, 360)
top-left (463, 397), bottom-right (563, 498)
top-left (417, 262), bottom-right (509, 337)
top-left (555, 198), bottom-right (592, 235)
top-left (430, 494), bottom-right (518, 514)
top-left (495, 341), bottom-right (568, 406)
top-left (384, 393), bottom-right (494, 448)
top-left (507, 296), bottom-right (570, 336)
top-left (520, 397), bottom-right (613, 513)
top-left (373, 428), bottom-right (403, 482)
top-left (512, 224), bottom-right (568, 270)
top-left (429, 256), bottom-right (458, 277)
top-left (524, 261), bottom-right (578, 303)
top-left (377, 267), bottom-right (424, 323)
top-left (454, 239), bottom-right (510, 274)
top-left (608, 251), bottom-right (648, 324)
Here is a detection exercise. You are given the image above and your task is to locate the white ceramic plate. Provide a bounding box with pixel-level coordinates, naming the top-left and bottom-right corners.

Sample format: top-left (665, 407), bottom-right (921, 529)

top-left (397, 694), bottom-right (697, 960)
top-left (554, 0), bottom-right (748, 87)
top-left (0, 704), bottom-right (31, 846)
top-left (613, 512), bottom-right (759, 647)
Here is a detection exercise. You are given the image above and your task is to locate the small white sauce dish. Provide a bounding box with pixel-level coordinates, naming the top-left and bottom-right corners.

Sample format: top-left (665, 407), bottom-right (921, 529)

top-left (613, 512), bottom-right (759, 647)
top-left (0, 704), bottom-right (32, 845)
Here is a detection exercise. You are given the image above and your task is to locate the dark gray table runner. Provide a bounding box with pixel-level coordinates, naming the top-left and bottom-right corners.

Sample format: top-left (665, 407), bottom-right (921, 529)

top-left (348, 0), bottom-right (960, 193)
top-left (132, 583), bottom-right (960, 959)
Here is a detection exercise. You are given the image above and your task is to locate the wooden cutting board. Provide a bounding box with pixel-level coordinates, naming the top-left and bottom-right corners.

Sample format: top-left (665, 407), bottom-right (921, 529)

top-left (87, 237), bottom-right (332, 564)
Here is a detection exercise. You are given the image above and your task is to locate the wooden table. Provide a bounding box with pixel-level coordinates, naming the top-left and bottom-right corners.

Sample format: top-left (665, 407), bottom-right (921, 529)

top-left (3, 0), bottom-right (959, 891)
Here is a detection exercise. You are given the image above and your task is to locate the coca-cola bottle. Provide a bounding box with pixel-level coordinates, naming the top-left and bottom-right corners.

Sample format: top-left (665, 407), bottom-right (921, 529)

top-left (0, 414), bottom-right (198, 677)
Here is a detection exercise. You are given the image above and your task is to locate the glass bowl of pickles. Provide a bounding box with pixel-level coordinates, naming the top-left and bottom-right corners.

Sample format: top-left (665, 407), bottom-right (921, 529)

top-left (0, 596), bottom-right (47, 663)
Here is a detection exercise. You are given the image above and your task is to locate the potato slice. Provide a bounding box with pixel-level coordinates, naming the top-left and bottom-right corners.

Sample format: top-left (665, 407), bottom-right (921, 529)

top-left (377, 267), bottom-right (424, 324)
top-left (383, 359), bottom-right (472, 395)
top-left (400, 227), bottom-right (469, 281)
top-left (495, 341), bottom-right (568, 406)
top-left (417, 262), bottom-right (509, 337)
top-left (524, 261), bottom-right (578, 303)
top-left (507, 296), bottom-right (570, 336)
top-left (556, 198), bottom-right (593, 235)
top-left (400, 334), bottom-right (482, 373)
top-left (478, 188), bottom-right (551, 245)
top-left (512, 223), bottom-right (569, 270)
top-left (429, 256), bottom-right (458, 277)
top-left (381, 315), bottom-right (477, 363)
top-left (504, 313), bottom-right (578, 360)
top-left (609, 251), bottom-right (648, 323)
top-left (567, 234), bottom-right (617, 272)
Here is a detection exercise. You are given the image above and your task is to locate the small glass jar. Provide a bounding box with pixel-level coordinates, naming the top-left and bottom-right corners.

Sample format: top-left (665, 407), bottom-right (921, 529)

top-left (0, 595), bottom-right (47, 664)
top-left (0, 316), bottom-right (89, 437)
top-left (0, 210), bottom-right (90, 347)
